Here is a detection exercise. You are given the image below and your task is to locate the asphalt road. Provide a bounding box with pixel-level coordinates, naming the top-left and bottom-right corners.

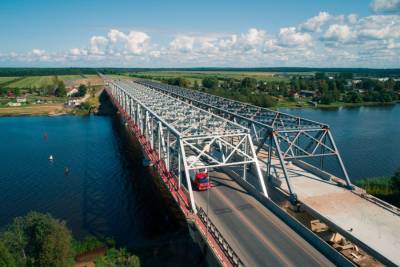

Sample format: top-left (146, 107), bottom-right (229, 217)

top-left (193, 171), bottom-right (335, 267)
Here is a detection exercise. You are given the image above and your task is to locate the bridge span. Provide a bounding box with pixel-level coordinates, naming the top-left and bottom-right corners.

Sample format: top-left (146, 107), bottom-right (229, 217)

top-left (104, 78), bottom-right (339, 266)
top-left (136, 79), bottom-right (400, 266)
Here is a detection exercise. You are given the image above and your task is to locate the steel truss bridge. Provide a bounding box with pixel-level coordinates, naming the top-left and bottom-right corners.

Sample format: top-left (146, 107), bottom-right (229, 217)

top-left (137, 80), bottom-right (353, 201)
top-left (103, 76), bottom-right (400, 267)
top-left (108, 79), bottom-right (267, 212)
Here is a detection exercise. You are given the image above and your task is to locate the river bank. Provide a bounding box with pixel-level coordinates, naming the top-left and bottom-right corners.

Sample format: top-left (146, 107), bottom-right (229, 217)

top-left (0, 88), bottom-right (104, 117)
top-left (354, 176), bottom-right (400, 207)
top-left (276, 99), bottom-right (400, 109)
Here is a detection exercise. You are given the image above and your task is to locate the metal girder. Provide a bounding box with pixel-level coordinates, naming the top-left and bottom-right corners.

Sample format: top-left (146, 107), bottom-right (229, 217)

top-left (106, 79), bottom-right (268, 213)
top-left (136, 80), bottom-right (353, 200)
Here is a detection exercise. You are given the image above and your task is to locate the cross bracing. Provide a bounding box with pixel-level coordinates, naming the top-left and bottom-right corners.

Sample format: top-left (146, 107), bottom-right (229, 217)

top-left (106, 79), bottom-right (267, 212)
top-left (137, 80), bottom-right (353, 201)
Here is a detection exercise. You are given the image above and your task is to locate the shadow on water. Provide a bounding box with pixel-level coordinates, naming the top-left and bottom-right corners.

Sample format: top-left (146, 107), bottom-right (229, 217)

top-left (83, 93), bottom-right (204, 266)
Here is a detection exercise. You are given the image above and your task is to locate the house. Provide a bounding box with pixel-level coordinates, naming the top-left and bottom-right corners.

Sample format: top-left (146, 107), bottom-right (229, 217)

top-left (8, 102), bottom-right (21, 107)
top-left (67, 88), bottom-right (78, 97)
top-left (65, 99), bottom-right (80, 108)
top-left (378, 77), bottom-right (389, 82)
top-left (300, 90), bottom-right (317, 98)
top-left (16, 96), bottom-right (27, 103)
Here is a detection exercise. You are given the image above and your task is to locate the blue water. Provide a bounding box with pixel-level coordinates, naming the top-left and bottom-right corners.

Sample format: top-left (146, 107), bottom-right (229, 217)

top-left (279, 104), bottom-right (400, 180)
top-left (0, 115), bottom-right (178, 247)
top-left (0, 105), bottom-right (399, 245)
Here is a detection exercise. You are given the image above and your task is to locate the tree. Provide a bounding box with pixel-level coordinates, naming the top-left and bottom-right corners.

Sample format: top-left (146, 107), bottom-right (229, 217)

top-left (74, 84), bottom-right (87, 97)
top-left (94, 248), bottom-right (140, 267)
top-left (1, 212), bottom-right (72, 267)
top-left (202, 77), bottom-right (219, 89)
top-left (391, 167), bottom-right (400, 196)
top-left (54, 81), bottom-right (66, 97)
top-left (193, 80), bottom-right (200, 90)
top-left (166, 77), bottom-right (190, 87)
top-left (0, 241), bottom-right (15, 267)
top-left (315, 72), bottom-right (326, 80)
top-left (240, 77), bottom-right (257, 89)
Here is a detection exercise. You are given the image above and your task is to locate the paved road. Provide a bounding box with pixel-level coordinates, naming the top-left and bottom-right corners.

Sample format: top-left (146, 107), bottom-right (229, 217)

top-left (193, 171), bottom-right (334, 267)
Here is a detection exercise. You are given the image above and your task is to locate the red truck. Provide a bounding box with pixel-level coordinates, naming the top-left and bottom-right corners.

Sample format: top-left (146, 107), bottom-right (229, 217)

top-left (188, 156), bottom-right (210, 191)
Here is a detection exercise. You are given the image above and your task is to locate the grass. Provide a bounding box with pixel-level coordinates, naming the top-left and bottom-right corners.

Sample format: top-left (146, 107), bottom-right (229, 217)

top-left (126, 70), bottom-right (290, 83)
top-left (355, 176), bottom-right (400, 207)
top-left (0, 104), bottom-right (65, 116)
top-left (6, 76), bottom-right (55, 88)
top-left (0, 77), bottom-right (20, 84)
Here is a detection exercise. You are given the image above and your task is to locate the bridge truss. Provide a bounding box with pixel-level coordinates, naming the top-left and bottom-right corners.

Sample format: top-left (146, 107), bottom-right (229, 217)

top-left (137, 80), bottom-right (353, 201)
top-left (106, 79), bottom-right (267, 213)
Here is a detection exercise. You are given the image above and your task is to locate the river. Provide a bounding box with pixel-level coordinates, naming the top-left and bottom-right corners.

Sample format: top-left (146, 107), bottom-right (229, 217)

top-left (0, 115), bottom-right (200, 265)
top-left (0, 105), bottom-right (399, 260)
top-left (279, 104), bottom-right (400, 180)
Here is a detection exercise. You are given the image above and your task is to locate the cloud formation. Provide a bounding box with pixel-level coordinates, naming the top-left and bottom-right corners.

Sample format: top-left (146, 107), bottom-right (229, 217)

top-left (2, 3), bottom-right (400, 68)
top-left (370, 0), bottom-right (400, 13)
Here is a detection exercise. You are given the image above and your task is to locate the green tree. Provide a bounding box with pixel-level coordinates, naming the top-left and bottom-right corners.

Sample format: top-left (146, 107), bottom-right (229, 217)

top-left (202, 77), bottom-right (219, 89)
top-left (94, 248), bottom-right (140, 267)
top-left (74, 84), bottom-right (87, 97)
top-left (193, 80), bottom-right (200, 90)
top-left (240, 77), bottom-right (257, 89)
top-left (54, 81), bottom-right (66, 97)
top-left (1, 212), bottom-right (72, 267)
top-left (391, 167), bottom-right (400, 196)
top-left (315, 72), bottom-right (326, 80)
top-left (0, 241), bottom-right (16, 267)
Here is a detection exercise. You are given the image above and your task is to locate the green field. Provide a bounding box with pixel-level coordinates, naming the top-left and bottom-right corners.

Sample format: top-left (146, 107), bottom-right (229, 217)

top-left (125, 70), bottom-right (289, 83)
top-left (0, 77), bottom-right (20, 84)
top-left (1, 75), bottom-right (103, 89)
top-left (59, 75), bottom-right (84, 81)
top-left (5, 76), bottom-right (55, 88)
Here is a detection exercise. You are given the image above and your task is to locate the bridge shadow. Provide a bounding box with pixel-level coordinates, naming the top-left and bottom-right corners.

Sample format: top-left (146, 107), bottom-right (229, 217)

top-left (81, 113), bottom-right (205, 266)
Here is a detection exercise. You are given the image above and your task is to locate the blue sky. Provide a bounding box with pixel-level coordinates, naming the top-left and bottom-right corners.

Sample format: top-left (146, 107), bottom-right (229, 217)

top-left (0, 0), bottom-right (399, 67)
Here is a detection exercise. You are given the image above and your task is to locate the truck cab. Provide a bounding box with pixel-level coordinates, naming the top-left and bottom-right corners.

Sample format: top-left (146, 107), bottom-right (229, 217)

top-left (187, 156), bottom-right (210, 191)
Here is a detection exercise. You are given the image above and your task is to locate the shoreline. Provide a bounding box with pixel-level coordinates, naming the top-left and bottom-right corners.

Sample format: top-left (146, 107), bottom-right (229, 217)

top-left (0, 101), bottom-right (398, 117)
top-left (276, 100), bottom-right (399, 110)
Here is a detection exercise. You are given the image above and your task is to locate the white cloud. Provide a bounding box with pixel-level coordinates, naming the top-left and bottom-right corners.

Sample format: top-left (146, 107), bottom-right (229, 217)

top-left (279, 27), bottom-right (313, 46)
top-left (370, 0), bottom-right (400, 13)
top-left (69, 48), bottom-right (87, 56)
top-left (300, 11), bottom-right (331, 32)
top-left (90, 36), bottom-right (108, 55)
top-left (32, 49), bottom-right (46, 57)
top-left (323, 24), bottom-right (354, 43)
top-left (3, 7), bottom-right (400, 68)
top-left (170, 36), bottom-right (195, 52)
top-left (348, 14), bottom-right (359, 24)
top-left (125, 31), bottom-right (150, 55)
top-left (357, 15), bottom-right (400, 39)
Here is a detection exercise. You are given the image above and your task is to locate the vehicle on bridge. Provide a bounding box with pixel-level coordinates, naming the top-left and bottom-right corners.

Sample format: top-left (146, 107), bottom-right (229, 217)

top-left (187, 155), bottom-right (210, 191)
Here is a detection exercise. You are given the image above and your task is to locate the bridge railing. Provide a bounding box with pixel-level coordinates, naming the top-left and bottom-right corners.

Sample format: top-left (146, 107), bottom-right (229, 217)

top-left (197, 207), bottom-right (245, 267)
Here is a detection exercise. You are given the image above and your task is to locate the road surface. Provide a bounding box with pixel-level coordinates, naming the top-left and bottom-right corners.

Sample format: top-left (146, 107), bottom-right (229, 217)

top-left (193, 171), bottom-right (334, 267)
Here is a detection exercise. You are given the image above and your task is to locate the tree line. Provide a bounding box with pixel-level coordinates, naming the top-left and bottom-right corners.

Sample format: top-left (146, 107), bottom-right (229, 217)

top-left (158, 72), bottom-right (400, 107)
top-left (0, 212), bottom-right (139, 267)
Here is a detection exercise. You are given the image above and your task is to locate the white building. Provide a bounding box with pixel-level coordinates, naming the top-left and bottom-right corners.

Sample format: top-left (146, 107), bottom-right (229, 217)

top-left (8, 102), bottom-right (21, 107)
top-left (16, 97), bottom-right (27, 103)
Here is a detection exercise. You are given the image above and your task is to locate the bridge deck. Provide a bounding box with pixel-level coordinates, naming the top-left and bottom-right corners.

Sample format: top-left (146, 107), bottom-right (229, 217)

top-left (262, 158), bottom-right (400, 265)
top-left (193, 170), bottom-right (334, 267)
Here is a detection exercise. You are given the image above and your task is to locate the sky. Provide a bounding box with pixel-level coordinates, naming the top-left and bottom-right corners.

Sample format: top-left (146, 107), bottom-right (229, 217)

top-left (0, 0), bottom-right (399, 68)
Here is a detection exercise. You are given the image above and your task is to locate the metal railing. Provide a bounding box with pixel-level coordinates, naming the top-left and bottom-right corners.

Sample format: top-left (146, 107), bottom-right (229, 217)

top-left (197, 207), bottom-right (245, 267)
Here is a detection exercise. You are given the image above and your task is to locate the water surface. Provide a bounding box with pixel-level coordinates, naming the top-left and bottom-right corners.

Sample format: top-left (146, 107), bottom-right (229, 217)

top-left (279, 104), bottom-right (400, 180)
